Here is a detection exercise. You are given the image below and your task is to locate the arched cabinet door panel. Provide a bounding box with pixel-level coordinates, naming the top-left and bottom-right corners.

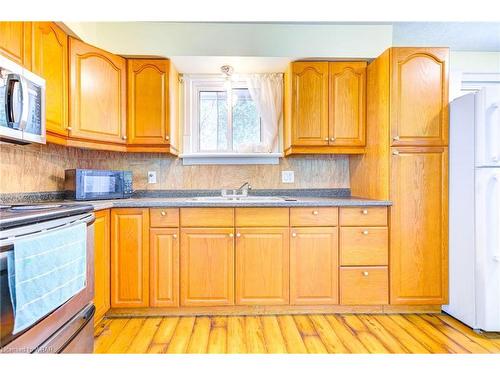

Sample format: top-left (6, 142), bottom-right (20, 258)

top-left (69, 37), bottom-right (126, 144)
top-left (291, 62), bottom-right (330, 146)
top-left (32, 22), bottom-right (68, 136)
top-left (329, 61), bottom-right (367, 146)
top-left (391, 48), bottom-right (449, 146)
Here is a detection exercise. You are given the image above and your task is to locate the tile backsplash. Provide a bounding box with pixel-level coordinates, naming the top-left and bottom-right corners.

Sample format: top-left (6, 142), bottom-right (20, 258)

top-left (0, 142), bottom-right (350, 193)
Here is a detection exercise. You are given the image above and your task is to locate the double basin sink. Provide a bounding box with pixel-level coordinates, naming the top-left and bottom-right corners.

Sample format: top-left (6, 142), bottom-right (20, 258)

top-left (189, 196), bottom-right (295, 203)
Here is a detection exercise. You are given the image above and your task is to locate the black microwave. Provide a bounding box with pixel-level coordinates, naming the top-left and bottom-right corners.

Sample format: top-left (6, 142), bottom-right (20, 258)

top-left (64, 169), bottom-right (133, 200)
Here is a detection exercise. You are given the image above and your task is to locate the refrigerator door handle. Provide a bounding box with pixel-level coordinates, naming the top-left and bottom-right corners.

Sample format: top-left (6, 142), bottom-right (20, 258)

top-left (488, 102), bottom-right (500, 163)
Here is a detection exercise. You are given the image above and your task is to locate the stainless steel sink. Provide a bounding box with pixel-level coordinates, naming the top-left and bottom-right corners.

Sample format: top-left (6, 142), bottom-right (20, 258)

top-left (189, 196), bottom-right (288, 202)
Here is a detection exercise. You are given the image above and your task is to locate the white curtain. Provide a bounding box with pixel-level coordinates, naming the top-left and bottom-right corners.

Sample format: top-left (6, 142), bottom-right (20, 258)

top-left (242, 73), bottom-right (283, 153)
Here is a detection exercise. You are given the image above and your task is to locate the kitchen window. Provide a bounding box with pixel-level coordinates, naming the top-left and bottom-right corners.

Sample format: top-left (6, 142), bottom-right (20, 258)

top-left (181, 74), bottom-right (283, 165)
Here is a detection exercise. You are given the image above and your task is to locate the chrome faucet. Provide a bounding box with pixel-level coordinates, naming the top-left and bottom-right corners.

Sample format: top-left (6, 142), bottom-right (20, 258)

top-left (221, 182), bottom-right (252, 199)
top-left (237, 182), bottom-right (252, 195)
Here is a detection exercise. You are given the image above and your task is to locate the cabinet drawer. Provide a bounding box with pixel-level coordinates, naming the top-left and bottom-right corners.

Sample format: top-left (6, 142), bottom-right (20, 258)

top-left (180, 208), bottom-right (234, 227)
top-left (339, 207), bottom-right (387, 226)
top-left (340, 266), bottom-right (388, 305)
top-left (235, 208), bottom-right (289, 227)
top-left (150, 208), bottom-right (179, 227)
top-left (290, 207), bottom-right (338, 226)
top-left (340, 227), bottom-right (388, 266)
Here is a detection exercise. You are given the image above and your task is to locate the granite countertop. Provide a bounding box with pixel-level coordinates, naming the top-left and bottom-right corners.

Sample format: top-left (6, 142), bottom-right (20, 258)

top-left (73, 196), bottom-right (392, 211)
top-left (0, 189), bottom-right (391, 209)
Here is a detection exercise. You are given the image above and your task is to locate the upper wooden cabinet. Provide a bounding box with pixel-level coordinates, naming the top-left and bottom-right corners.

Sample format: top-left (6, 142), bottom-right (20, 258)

top-left (289, 62), bottom-right (329, 146)
top-left (31, 22), bottom-right (68, 137)
top-left (390, 147), bottom-right (448, 305)
top-left (111, 208), bottom-right (150, 308)
top-left (329, 62), bottom-right (366, 146)
top-left (127, 59), bottom-right (178, 151)
top-left (390, 48), bottom-right (449, 146)
top-left (69, 37), bottom-right (127, 145)
top-left (235, 227), bottom-right (289, 305)
top-left (0, 22), bottom-right (31, 68)
top-left (284, 61), bottom-right (367, 155)
top-left (94, 209), bottom-right (110, 324)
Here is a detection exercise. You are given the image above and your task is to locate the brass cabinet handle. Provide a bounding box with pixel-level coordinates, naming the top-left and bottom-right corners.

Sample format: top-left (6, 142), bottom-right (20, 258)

top-left (393, 135), bottom-right (400, 141)
top-left (66, 126), bottom-right (72, 131)
top-left (122, 135), bottom-right (127, 140)
top-left (393, 150), bottom-right (400, 155)
top-left (330, 137), bottom-right (336, 142)
top-left (312, 210), bottom-right (319, 215)
top-left (236, 233), bottom-right (241, 238)
top-left (229, 233), bottom-right (234, 238)
top-left (362, 230), bottom-right (369, 235)
top-left (292, 232), bottom-right (297, 237)
top-left (324, 137), bottom-right (329, 141)
top-left (165, 135), bottom-right (170, 141)
top-left (173, 234), bottom-right (177, 239)
top-left (362, 209), bottom-right (368, 215)
top-left (160, 211), bottom-right (166, 216)
top-left (362, 271), bottom-right (369, 276)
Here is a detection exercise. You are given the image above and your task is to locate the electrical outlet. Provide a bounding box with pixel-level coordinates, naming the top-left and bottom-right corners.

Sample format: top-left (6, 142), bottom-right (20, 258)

top-left (282, 170), bottom-right (294, 184)
top-left (148, 171), bottom-right (157, 184)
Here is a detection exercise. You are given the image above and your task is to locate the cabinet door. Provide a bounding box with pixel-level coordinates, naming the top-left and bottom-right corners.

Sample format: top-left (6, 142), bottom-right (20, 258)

top-left (127, 59), bottom-right (170, 145)
top-left (329, 62), bottom-right (366, 146)
top-left (180, 228), bottom-right (234, 306)
top-left (0, 22), bottom-right (29, 67)
top-left (390, 147), bottom-right (448, 304)
top-left (94, 210), bottom-right (110, 324)
top-left (150, 228), bottom-right (179, 307)
top-left (235, 227), bottom-right (289, 305)
top-left (291, 62), bottom-right (329, 146)
top-left (391, 48), bottom-right (449, 146)
top-left (69, 37), bottom-right (126, 144)
top-left (111, 208), bottom-right (149, 308)
top-left (32, 22), bottom-right (68, 136)
top-left (290, 227), bottom-right (338, 305)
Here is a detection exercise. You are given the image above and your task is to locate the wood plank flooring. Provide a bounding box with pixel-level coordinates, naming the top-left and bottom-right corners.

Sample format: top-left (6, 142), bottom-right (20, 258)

top-left (94, 313), bottom-right (500, 354)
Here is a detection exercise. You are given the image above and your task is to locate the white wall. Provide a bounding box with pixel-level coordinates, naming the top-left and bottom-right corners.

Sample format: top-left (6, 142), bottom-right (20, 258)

top-left (64, 22), bottom-right (393, 59)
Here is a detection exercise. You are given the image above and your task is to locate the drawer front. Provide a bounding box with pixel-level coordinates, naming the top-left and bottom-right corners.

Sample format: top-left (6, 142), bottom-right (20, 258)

top-left (339, 207), bottom-right (387, 226)
top-left (180, 208), bottom-right (234, 227)
top-left (235, 208), bottom-right (289, 227)
top-left (340, 266), bottom-right (389, 305)
top-left (290, 207), bottom-right (338, 226)
top-left (150, 208), bottom-right (179, 227)
top-left (340, 227), bottom-right (388, 266)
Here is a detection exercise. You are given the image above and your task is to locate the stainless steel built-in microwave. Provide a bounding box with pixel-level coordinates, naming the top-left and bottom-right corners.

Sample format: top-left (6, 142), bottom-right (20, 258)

top-left (65, 169), bottom-right (133, 200)
top-left (0, 55), bottom-right (46, 144)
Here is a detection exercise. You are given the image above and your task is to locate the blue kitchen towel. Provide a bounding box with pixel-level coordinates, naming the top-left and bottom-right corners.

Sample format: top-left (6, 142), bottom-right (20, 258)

top-left (7, 222), bottom-right (87, 334)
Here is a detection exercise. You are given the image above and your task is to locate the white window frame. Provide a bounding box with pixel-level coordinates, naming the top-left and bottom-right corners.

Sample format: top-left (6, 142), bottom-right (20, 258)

top-left (181, 74), bottom-right (282, 165)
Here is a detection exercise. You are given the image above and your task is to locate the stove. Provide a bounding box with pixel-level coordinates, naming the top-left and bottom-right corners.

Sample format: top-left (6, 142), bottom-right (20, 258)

top-left (0, 203), bottom-right (94, 230)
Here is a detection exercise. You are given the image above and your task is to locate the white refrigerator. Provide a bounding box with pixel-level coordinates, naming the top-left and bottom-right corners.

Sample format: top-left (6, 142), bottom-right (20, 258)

top-left (445, 87), bottom-right (500, 332)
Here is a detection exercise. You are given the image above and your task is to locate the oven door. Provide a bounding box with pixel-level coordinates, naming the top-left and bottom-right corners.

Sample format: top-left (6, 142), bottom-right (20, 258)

top-left (77, 170), bottom-right (125, 200)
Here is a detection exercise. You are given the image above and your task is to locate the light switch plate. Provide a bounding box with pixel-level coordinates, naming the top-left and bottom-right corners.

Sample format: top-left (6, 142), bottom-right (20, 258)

top-left (148, 171), bottom-right (157, 184)
top-left (282, 170), bottom-right (294, 184)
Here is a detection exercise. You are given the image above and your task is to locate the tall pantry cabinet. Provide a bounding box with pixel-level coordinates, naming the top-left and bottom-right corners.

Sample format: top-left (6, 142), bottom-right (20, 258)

top-left (350, 47), bottom-right (449, 305)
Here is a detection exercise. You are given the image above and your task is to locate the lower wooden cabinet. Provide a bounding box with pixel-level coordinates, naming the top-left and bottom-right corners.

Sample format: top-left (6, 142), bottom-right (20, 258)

top-left (150, 228), bottom-right (179, 307)
top-left (111, 208), bottom-right (150, 308)
top-left (290, 227), bottom-right (338, 305)
top-left (94, 209), bottom-right (110, 323)
top-left (180, 228), bottom-right (235, 306)
top-left (235, 227), bottom-right (290, 305)
top-left (340, 266), bottom-right (389, 305)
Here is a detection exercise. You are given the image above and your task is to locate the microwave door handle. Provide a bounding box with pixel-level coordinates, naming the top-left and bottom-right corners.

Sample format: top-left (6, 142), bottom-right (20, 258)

top-left (19, 75), bottom-right (29, 131)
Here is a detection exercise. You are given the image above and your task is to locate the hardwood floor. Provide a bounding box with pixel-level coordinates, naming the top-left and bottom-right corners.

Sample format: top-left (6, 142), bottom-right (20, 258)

top-left (94, 313), bottom-right (500, 354)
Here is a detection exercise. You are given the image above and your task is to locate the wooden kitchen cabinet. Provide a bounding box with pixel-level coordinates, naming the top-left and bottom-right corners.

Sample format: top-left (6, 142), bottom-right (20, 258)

top-left (288, 62), bottom-right (329, 147)
top-left (390, 147), bottom-right (448, 305)
top-left (127, 59), bottom-right (172, 149)
top-left (31, 22), bottom-right (68, 138)
top-left (180, 228), bottom-right (235, 306)
top-left (150, 228), bottom-right (179, 307)
top-left (235, 227), bottom-right (289, 305)
top-left (290, 227), bottom-right (338, 305)
top-left (390, 48), bottom-right (449, 146)
top-left (284, 61), bottom-right (366, 155)
top-left (111, 208), bottom-right (150, 308)
top-left (340, 266), bottom-right (389, 305)
top-left (69, 37), bottom-right (127, 145)
top-left (0, 22), bottom-right (31, 67)
top-left (329, 61), bottom-right (366, 146)
top-left (93, 209), bottom-right (110, 324)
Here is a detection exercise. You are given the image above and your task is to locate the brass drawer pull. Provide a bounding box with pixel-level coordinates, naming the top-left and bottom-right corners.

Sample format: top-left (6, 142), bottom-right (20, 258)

top-left (362, 271), bottom-right (369, 276)
top-left (362, 230), bottom-right (369, 235)
top-left (362, 209), bottom-right (368, 215)
top-left (312, 210), bottom-right (319, 215)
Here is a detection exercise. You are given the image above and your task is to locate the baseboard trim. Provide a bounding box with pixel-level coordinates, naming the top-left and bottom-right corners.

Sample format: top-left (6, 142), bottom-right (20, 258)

top-left (106, 304), bottom-right (442, 318)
